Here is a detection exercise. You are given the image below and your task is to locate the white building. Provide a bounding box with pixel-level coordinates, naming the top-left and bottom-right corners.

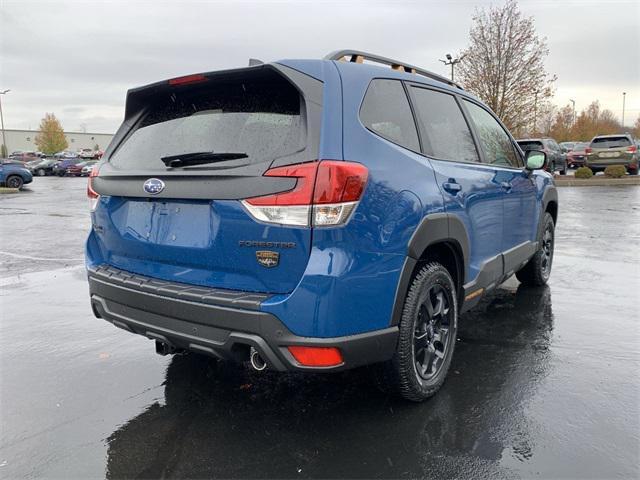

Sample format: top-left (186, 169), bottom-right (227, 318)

top-left (2, 129), bottom-right (115, 154)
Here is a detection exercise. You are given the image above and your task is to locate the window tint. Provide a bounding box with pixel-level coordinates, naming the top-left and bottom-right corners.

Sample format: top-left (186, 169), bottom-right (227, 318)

top-left (518, 140), bottom-right (544, 151)
top-left (464, 100), bottom-right (520, 168)
top-left (591, 136), bottom-right (631, 148)
top-left (410, 87), bottom-right (479, 163)
top-left (360, 79), bottom-right (420, 151)
top-left (110, 74), bottom-right (304, 171)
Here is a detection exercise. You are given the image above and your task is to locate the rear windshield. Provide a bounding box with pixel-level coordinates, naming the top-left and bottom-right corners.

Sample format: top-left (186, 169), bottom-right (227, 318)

top-left (590, 137), bottom-right (631, 149)
top-left (517, 141), bottom-right (543, 150)
top-left (572, 143), bottom-right (589, 151)
top-left (110, 74), bottom-right (305, 171)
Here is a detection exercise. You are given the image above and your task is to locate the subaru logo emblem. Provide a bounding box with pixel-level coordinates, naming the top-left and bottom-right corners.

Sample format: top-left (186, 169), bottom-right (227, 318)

top-left (143, 178), bottom-right (165, 195)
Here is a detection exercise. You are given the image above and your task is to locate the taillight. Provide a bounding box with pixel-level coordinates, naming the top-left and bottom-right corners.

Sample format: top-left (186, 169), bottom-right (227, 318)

top-left (87, 166), bottom-right (100, 211)
top-left (585, 147), bottom-right (592, 154)
top-left (627, 145), bottom-right (637, 154)
top-left (242, 160), bottom-right (368, 227)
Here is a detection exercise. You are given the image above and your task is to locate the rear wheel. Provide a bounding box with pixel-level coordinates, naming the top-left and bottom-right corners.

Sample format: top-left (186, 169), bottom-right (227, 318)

top-left (37, 169), bottom-right (46, 176)
top-left (516, 212), bottom-right (555, 286)
top-left (379, 262), bottom-right (458, 401)
top-left (5, 175), bottom-right (23, 190)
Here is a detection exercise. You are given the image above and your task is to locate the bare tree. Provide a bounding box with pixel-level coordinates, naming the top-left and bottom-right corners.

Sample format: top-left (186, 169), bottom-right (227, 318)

top-left (457, 0), bottom-right (556, 132)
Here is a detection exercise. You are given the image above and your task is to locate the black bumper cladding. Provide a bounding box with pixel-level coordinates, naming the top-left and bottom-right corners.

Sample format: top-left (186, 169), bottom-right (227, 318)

top-left (88, 265), bottom-right (399, 371)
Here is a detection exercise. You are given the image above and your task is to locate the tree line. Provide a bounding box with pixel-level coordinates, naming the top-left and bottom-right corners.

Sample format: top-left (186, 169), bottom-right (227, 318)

top-left (457, 0), bottom-right (638, 142)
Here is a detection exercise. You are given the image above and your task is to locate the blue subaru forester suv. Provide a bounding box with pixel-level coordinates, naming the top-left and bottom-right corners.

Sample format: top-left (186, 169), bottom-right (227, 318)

top-left (86, 50), bottom-right (557, 401)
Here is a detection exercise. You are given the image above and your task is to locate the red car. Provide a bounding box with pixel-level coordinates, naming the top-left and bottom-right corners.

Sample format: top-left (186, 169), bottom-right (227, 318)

top-left (566, 142), bottom-right (589, 168)
top-left (66, 161), bottom-right (91, 176)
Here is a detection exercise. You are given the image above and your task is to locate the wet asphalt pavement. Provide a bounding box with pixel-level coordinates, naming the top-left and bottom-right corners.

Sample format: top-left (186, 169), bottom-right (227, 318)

top-left (1, 177), bottom-right (639, 479)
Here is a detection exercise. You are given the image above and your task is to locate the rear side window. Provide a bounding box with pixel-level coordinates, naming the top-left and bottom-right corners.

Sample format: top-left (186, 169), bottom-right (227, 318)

top-left (410, 87), bottom-right (479, 163)
top-left (591, 136), bottom-right (631, 148)
top-left (464, 100), bottom-right (520, 168)
top-left (360, 79), bottom-right (420, 152)
top-left (110, 73), bottom-right (305, 171)
top-left (518, 141), bottom-right (544, 150)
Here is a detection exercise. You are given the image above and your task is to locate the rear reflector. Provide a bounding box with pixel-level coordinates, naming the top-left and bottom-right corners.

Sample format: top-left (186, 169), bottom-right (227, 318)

top-left (87, 166), bottom-right (100, 211)
top-left (287, 346), bottom-right (344, 367)
top-left (168, 74), bottom-right (207, 86)
top-left (242, 160), bottom-right (368, 227)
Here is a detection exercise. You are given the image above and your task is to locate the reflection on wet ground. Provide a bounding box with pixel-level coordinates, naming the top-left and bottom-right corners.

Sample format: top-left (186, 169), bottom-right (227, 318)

top-left (1, 179), bottom-right (639, 478)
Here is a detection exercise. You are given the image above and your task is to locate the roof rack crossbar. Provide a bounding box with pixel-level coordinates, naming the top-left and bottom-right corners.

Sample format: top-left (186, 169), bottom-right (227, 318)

top-left (324, 49), bottom-right (463, 90)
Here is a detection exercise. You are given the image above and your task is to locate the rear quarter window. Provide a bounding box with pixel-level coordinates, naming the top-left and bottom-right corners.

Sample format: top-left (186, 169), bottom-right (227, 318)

top-left (360, 79), bottom-right (420, 152)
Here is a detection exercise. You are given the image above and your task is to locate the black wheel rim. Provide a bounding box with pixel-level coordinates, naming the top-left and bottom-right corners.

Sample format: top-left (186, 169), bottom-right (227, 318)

top-left (541, 225), bottom-right (554, 278)
top-left (414, 284), bottom-right (453, 380)
top-left (7, 177), bottom-right (21, 188)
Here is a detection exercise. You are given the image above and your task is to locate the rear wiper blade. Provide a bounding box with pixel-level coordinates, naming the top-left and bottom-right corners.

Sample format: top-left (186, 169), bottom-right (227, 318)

top-left (161, 151), bottom-right (248, 168)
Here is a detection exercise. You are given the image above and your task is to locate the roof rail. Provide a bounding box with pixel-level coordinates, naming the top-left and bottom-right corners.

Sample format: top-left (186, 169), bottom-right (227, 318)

top-left (324, 49), bottom-right (463, 90)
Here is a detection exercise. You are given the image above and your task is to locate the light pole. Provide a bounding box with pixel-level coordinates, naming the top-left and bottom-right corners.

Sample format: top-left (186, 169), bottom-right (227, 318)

top-left (0, 89), bottom-right (9, 157)
top-left (439, 53), bottom-right (465, 82)
top-left (533, 89), bottom-right (539, 134)
top-left (569, 99), bottom-right (576, 125)
top-left (622, 92), bottom-right (626, 128)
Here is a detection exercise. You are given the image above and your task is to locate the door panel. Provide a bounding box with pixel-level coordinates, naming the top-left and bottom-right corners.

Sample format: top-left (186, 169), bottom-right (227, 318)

top-left (429, 159), bottom-right (505, 284)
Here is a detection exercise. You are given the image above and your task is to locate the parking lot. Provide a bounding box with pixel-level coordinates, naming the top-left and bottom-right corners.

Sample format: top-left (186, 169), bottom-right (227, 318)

top-left (0, 177), bottom-right (639, 479)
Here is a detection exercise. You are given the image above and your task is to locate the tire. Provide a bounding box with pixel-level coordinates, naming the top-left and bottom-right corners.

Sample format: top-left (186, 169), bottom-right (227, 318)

top-left (5, 175), bottom-right (24, 190)
top-left (629, 168), bottom-right (638, 176)
top-left (560, 163), bottom-right (567, 175)
top-left (378, 262), bottom-right (458, 401)
top-left (516, 212), bottom-right (555, 286)
top-left (37, 169), bottom-right (46, 176)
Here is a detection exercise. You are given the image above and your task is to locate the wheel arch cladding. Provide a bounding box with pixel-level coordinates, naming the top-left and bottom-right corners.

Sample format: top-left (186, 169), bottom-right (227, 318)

top-left (542, 186), bottom-right (558, 220)
top-left (390, 213), bottom-right (469, 326)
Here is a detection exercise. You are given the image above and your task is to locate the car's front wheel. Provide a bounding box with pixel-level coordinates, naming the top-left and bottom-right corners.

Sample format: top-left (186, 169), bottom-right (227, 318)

top-left (37, 169), bottom-right (46, 176)
top-left (380, 262), bottom-right (458, 402)
top-left (5, 175), bottom-right (24, 190)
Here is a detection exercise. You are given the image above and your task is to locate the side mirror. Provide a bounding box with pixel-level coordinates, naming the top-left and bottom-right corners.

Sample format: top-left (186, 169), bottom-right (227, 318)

top-left (525, 150), bottom-right (546, 170)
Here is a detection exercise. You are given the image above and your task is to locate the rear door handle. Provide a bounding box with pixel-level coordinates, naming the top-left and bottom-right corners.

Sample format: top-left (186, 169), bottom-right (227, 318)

top-left (501, 181), bottom-right (512, 191)
top-left (442, 182), bottom-right (461, 194)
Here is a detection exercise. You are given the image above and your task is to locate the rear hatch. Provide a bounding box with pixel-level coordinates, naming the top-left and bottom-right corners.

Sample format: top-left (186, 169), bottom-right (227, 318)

top-left (90, 65), bottom-right (323, 294)
top-left (589, 136), bottom-right (635, 165)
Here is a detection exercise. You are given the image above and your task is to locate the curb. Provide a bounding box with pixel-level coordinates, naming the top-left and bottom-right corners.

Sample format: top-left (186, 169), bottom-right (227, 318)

top-left (554, 177), bottom-right (640, 187)
top-left (0, 187), bottom-right (20, 194)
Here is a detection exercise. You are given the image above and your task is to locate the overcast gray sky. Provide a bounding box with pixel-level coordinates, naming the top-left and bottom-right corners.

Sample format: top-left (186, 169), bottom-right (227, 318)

top-left (1, 0), bottom-right (639, 133)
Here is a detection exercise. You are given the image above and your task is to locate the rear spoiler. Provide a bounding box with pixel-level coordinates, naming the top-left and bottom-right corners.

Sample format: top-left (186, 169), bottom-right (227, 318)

top-left (102, 63), bottom-right (324, 165)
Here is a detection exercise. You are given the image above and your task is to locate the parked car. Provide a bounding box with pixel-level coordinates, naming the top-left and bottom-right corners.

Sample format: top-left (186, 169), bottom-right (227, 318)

top-left (54, 151), bottom-right (79, 159)
top-left (8, 151), bottom-right (40, 164)
top-left (53, 158), bottom-right (83, 176)
top-left (565, 142), bottom-right (590, 168)
top-left (0, 160), bottom-right (33, 189)
top-left (85, 50), bottom-right (558, 401)
top-left (517, 138), bottom-right (567, 174)
top-left (79, 148), bottom-right (96, 159)
top-left (67, 161), bottom-right (94, 176)
top-left (80, 161), bottom-right (98, 176)
top-left (559, 141), bottom-right (575, 153)
top-left (28, 159), bottom-right (57, 176)
top-left (585, 134), bottom-right (638, 174)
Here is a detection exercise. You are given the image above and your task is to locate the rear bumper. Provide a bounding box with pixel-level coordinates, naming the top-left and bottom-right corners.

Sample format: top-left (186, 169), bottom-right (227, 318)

top-left (88, 265), bottom-right (398, 371)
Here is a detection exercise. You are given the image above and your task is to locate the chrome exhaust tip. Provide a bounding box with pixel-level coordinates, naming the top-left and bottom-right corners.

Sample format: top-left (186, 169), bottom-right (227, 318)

top-left (249, 347), bottom-right (267, 371)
